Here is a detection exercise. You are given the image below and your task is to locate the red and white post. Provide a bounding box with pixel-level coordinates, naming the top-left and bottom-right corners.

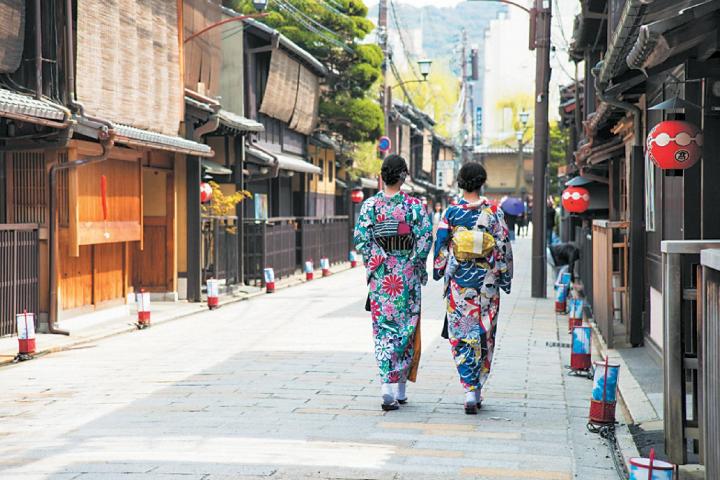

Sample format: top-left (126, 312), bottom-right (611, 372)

top-left (16, 310), bottom-right (36, 357)
top-left (136, 289), bottom-right (151, 328)
top-left (304, 260), bottom-right (314, 281)
top-left (349, 250), bottom-right (358, 268)
top-left (320, 257), bottom-right (331, 277)
top-left (207, 278), bottom-right (220, 309)
top-left (264, 267), bottom-right (276, 293)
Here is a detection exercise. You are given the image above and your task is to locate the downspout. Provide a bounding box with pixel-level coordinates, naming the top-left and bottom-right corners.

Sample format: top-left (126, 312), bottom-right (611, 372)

top-left (593, 62), bottom-right (645, 347)
top-left (34, 0), bottom-right (42, 100)
top-left (48, 133), bottom-right (114, 334)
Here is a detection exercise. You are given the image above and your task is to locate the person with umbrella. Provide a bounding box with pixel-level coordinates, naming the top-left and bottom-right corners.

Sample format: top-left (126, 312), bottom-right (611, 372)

top-left (500, 197), bottom-right (525, 242)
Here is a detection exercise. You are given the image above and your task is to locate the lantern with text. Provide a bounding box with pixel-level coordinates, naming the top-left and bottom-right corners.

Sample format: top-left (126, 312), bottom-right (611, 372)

top-left (647, 120), bottom-right (702, 171)
top-left (562, 186), bottom-right (590, 214)
top-left (200, 182), bottom-right (213, 203)
top-left (351, 188), bottom-right (364, 204)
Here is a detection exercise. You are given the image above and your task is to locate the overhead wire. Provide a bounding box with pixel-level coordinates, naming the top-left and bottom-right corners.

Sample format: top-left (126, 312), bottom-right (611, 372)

top-left (270, 0), bottom-right (354, 53)
top-left (388, 0), bottom-right (421, 80)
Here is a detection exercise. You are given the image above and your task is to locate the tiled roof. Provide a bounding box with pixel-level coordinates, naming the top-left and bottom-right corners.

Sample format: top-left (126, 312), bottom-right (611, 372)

top-left (113, 124), bottom-right (213, 157)
top-left (0, 88), bottom-right (67, 121)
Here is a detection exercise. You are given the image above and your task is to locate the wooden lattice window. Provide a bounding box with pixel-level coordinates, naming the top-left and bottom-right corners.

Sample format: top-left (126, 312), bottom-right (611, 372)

top-left (11, 151), bottom-right (46, 225)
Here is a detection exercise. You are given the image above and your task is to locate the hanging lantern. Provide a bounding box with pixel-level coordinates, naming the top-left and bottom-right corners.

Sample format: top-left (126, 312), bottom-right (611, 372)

top-left (562, 186), bottom-right (590, 213)
top-left (351, 188), bottom-right (364, 204)
top-left (647, 120), bottom-right (702, 170)
top-left (200, 182), bottom-right (213, 203)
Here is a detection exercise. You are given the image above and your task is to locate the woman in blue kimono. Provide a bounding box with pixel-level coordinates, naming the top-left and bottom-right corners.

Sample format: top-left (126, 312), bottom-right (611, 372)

top-left (354, 154), bottom-right (433, 411)
top-left (433, 162), bottom-right (513, 414)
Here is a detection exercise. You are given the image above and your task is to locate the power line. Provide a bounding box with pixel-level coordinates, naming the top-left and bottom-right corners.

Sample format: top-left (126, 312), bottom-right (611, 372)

top-left (270, 0), bottom-right (354, 53)
top-left (388, 0), bottom-right (421, 80)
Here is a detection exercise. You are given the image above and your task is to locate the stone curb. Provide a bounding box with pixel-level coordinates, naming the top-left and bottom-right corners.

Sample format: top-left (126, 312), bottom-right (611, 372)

top-left (1, 262), bottom-right (355, 368)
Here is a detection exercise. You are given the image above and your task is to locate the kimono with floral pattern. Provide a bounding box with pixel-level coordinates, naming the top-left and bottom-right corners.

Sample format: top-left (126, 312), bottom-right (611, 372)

top-left (433, 198), bottom-right (513, 392)
top-left (354, 191), bottom-right (433, 384)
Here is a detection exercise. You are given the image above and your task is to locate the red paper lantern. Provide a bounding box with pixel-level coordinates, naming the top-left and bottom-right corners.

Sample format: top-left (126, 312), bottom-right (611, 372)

top-left (647, 120), bottom-right (703, 170)
top-left (351, 188), bottom-right (364, 204)
top-left (200, 182), bottom-right (213, 203)
top-left (562, 186), bottom-right (590, 213)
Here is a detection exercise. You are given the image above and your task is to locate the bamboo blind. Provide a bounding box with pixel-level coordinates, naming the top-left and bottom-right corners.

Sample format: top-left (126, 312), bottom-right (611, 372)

top-left (289, 65), bottom-right (320, 135)
top-left (260, 49), bottom-right (300, 124)
top-left (183, 0), bottom-right (222, 96)
top-left (0, 0), bottom-right (24, 73)
top-left (75, 0), bottom-right (182, 136)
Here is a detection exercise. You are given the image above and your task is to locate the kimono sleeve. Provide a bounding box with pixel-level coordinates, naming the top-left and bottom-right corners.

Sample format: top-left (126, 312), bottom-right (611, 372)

top-left (410, 202), bottom-right (433, 285)
top-left (433, 208), bottom-right (452, 281)
top-left (353, 198), bottom-right (386, 282)
top-left (492, 208), bottom-right (514, 294)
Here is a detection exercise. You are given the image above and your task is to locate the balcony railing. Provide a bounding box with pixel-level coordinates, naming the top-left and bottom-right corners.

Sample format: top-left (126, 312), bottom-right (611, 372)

top-left (661, 240), bottom-right (720, 465)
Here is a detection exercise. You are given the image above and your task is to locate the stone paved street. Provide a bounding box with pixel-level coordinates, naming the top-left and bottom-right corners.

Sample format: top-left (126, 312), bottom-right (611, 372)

top-left (0, 239), bottom-right (619, 480)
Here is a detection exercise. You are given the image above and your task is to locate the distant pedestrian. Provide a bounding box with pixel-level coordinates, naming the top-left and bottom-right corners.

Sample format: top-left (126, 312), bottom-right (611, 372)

top-left (504, 213), bottom-right (517, 242)
top-left (353, 154), bottom-right (433, 411)
top-left (546, 196), bottom-right (556, 245)
top-left (432, 203), bottom-right (443, 237)
top-left (433, 162), bottom-right (513, 414)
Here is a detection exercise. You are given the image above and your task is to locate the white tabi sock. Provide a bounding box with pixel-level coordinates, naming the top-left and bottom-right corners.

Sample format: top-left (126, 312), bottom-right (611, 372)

top-left (396, 382), bottom-right (407, 401)
top-left (465, 391), bottom-right (477, 405)
top-left (382, 383), bottom-right (396, 404)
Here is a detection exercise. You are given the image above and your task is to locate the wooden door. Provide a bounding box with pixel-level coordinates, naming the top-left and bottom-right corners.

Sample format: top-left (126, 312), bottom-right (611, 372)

top-left (132, 169), bottom-right (174, 292)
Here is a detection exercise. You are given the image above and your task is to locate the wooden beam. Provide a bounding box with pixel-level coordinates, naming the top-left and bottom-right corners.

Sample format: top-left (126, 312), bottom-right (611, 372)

top-left (74, 221), bottom-right (143, 245)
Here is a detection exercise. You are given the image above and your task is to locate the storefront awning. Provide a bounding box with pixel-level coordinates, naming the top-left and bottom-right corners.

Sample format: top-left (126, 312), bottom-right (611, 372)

top-left (405, 179), bottom-right (427, 195)
top-left (112, 124), bottom-right (213, 157)
top-left (336, 178), bottom-right (348, 189)
top-left (360, 177), bottom-right (379, 190)
top-left (0, 88), bottom-right (70, 128)
top-left (276, 152), bottom-right (322, 175)
top-left (202, 159), bottom-right (232, 175)
top-left (217, 109), bottom-right (264, 133)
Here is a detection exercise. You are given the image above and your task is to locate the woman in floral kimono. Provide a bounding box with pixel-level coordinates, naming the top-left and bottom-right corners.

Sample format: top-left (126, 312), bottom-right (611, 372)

top-left (354, 154), bottom-right (433, 411)
top-left (433, 162), bottom-right (513, 414)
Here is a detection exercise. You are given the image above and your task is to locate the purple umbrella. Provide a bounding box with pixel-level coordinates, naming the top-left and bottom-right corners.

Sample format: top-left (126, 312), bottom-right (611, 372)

top-left (501, 197), bottom-right (525, 216)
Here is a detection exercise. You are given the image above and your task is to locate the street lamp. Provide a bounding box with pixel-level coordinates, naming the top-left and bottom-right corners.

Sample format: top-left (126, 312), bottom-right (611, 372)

top-left (515, 109), bottom-right (530, 196)
top-left (417, 59), bottom-right (432, 80)
top-left (391, 59), bottom-right (434, 90)
top-left (252, 0), bottom-right (268, 10)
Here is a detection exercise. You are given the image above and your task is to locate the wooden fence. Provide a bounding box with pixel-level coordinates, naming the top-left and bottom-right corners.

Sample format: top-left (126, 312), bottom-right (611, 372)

top-left (0, 224), bottom-right (39, 337)
top-left (244, 216), bottom-right (350, 283)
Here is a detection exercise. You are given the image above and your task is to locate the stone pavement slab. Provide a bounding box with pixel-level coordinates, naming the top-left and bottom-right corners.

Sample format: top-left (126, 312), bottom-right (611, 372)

top-left (0, 239), bottom-right (623, 479)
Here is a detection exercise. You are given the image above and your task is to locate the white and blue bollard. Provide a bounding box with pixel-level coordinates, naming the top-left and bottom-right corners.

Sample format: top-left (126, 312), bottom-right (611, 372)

top-left (207, 278), bottom-right (220, 309)
top-left (570, 325), bottom-right (592, 372)
top-left (555, 282), bottom-right (569, 313)
top-left (589, 356), bottom-right (620, 425)
top-left (304, 260), bottom-right (314, 281)
top-left (349, 250), bottom-right (358, 268)
top-left (320, 257), bottom-right (331, 277)
top-left (629, 449), bottom-right (675, 480)
top-left (264, 267), bottom-right (275, 293)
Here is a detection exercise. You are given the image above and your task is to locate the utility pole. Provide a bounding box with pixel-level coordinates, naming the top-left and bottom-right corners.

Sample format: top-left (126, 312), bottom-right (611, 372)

top-left (378, 0), bottom-right (389, 188)
top-left (460, 29), bottom-right (469, 163)
top-left (531, 0), bottom-right (552, 298)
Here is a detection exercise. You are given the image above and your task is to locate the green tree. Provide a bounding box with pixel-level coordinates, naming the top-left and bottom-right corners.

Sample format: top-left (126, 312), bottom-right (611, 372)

top-left (225, 0), bottom-right (384, 143)
top-left (396, 59), bottom-right (460, 139)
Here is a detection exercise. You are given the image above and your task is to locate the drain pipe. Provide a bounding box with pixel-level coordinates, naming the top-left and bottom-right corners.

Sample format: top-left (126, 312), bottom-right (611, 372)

top-left (593, 61), bottom-right (645, 346)
top-left (48, 133), bottom-right (114, 334)
top-left (34, 0), bottom-right (43, 99)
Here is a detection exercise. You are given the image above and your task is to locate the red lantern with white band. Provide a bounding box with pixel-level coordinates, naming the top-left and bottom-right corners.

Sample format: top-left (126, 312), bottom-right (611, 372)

top-left (200, 182), bottom-right (213, 203)
top-left (647, 120), bottom-right (703, 170)
top-left (562, 186), bottom-right (590, 213)
top-left (351, 188), bottom-right (364, 204)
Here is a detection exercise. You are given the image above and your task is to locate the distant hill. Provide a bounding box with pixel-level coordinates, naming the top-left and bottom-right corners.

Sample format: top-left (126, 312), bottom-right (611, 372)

top-left (367, 1), bottom-right (507, 72)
